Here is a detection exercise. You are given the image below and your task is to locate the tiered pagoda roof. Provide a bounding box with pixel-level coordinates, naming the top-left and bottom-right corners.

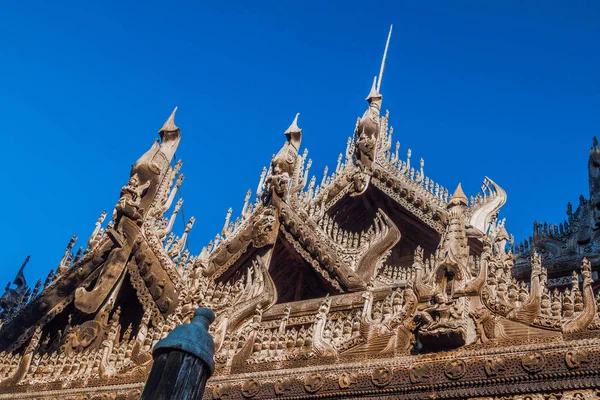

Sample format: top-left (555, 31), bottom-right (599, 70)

top-left (0, 29), bottom-right (598, 400)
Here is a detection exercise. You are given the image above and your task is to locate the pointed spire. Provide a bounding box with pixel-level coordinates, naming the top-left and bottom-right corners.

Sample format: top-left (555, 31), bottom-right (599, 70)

top-left (377, 24), bottom-right (393, 92)
top-left (14, 256), bottom-right (30, 289)
top-left (158, 107), bottom-right (179, 135)
top-left (284, 113), bottom-right (301, 136)
top-left (449, 183), bottom-right (468, 206)
top-left (366, 76), bottom-right (381, 101)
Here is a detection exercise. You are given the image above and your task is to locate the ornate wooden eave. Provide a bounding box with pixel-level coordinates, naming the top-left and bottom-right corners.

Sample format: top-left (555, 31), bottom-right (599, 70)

top-left (202, 203), bottom-right (270, 280)
top-left (0, 238), bottom-right (114, 351)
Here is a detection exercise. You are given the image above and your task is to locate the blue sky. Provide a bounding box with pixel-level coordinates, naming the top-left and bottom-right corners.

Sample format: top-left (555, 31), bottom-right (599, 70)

top-left (0, 1), bottom-right (598, 288)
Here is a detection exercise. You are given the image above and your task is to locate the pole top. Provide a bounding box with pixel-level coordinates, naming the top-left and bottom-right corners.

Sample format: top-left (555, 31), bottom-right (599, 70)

top-left (153, 307), bottom-right (216, 373)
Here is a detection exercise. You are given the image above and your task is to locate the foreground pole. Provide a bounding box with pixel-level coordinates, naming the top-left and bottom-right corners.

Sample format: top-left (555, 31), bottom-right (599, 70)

top-left (140, 308), bottom-right (215, 400)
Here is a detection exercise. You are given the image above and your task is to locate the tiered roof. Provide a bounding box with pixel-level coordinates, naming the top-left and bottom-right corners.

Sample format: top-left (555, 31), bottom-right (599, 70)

top-left (0, 29), bottom-right (598, 400)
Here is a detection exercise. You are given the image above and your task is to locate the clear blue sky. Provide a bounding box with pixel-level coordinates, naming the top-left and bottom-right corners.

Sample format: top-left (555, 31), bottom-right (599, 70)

top-left (0, 1), bottom-right (598, 288)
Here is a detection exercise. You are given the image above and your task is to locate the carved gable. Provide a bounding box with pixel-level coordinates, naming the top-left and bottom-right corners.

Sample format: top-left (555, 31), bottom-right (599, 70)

top-left (0, 53), bottom-right (598, 400)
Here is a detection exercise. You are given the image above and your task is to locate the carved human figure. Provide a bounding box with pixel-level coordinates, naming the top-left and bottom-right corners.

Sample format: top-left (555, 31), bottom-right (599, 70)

top-left (416, 292), bottom-right (462, 332)
top-left (115, 174), bottom-right (151, 223)
top-left (262, 115), bottom-right (302, 204)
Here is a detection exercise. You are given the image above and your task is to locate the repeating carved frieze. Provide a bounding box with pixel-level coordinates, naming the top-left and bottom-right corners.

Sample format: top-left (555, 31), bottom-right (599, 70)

top-left (521, 352), bottom-right (546, 374)
top-left (371, 366), bottom-right (393, 387)
top-left (303, 373), bottom-right (323, 393)
top-left (445, 359), bottom-right (467, 380)
top-left (241, 379), bottom-right (260, 398)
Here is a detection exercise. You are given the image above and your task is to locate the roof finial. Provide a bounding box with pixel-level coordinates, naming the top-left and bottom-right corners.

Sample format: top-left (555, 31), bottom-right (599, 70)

top-left (284, 113), bottom-right (301, 135)
top-left (14, 255), bottom-right (30, 289)
top-left (366, 76), bottom-right (380, 101)
top-left (158, 106), bottom-right (179, 134)
top-left (449, 183), bottom-right (468, 206)
top-left (377, 24), bottom-right (393, 92)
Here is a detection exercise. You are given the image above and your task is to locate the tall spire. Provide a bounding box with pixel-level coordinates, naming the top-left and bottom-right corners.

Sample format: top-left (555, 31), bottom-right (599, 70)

top-left (159, 106), bottom-right (179, 136)
top-left (377, 24), bottom-right (393, 92)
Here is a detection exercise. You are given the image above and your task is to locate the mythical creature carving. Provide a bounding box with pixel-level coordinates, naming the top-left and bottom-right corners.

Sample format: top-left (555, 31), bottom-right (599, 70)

top-left (352, 78), bottom-right (382, 195)
top-left (444, 359), bottom-right (467, 380)
top-left (371, 366), bottom-right (393, 387)
top-left (521, 352), bottom-right (546, 374)
top-left (344, 285), bottom-right (417, 356)
top-left (304, 373), bottom-right (323, 393)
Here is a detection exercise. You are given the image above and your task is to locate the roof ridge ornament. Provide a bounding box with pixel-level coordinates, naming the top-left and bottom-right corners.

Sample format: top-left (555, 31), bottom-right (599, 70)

top-left (284, 113), bottom-right (301, 136)
top-left (449, 183), bottom-right (468, 207)
top-left (14, 256), bottom-right (30, 289)
top-left (159, 106), bottom-right (179, 136)
top-left (366, 76), bottom-right (381, 102)
top-left (261, 113), bottom-right (303, 204)
top-left (352, 25), bottom-right (393, 197)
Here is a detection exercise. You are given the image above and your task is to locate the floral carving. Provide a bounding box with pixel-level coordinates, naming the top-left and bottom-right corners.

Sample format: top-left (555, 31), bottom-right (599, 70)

top-left (304, 373), bottom-right (323, 393)
top-left (521, 352), bottom-right (546, 373)
top-left (241, 379), bottom-right (260, 398)
top-left (371, 366), bottom-right (393, 387)
top-left (444, 359), bottom-right (467, 380)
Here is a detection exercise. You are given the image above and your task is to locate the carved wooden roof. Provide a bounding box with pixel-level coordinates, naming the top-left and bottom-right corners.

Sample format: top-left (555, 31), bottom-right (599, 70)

top-left (0, 93), bottom-right (598, 400)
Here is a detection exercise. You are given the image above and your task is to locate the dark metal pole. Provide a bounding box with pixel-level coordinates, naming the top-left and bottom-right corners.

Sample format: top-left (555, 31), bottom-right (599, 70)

top-left (140, 307), bottom-right (215, 400)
